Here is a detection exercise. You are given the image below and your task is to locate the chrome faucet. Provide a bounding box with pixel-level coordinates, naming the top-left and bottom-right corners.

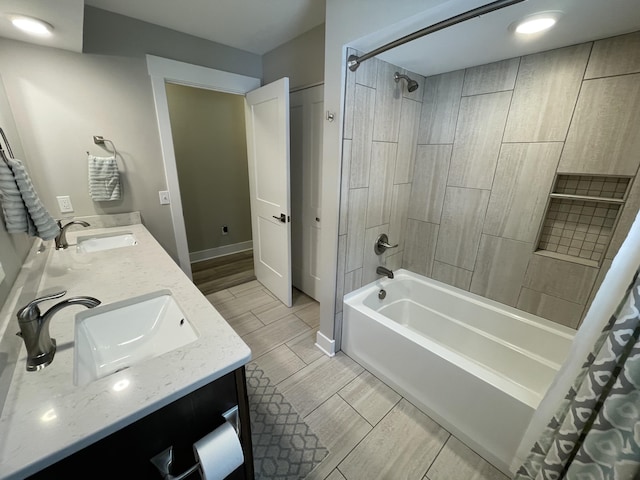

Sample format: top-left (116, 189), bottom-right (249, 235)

top-left (16, 291), bottom-right (101, 371)
top-left (376, 266), bottom-right (394, 279)
top-left (55, 220), bottom-right (90, 250)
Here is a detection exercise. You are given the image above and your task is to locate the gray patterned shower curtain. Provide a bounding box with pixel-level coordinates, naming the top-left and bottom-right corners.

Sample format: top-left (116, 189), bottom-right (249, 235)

top-left (515, 270), bottom-right (640, 480)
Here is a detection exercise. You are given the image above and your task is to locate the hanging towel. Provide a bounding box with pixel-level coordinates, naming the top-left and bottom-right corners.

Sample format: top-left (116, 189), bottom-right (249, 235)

top-left (88, 154), bottom-right (121, 201)
top-left (0, 156), bottom-right (60, 240)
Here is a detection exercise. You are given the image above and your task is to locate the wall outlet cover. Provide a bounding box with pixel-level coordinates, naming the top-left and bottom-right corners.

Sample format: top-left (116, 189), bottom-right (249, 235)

top-left (159, 190), bottom-right (171, 205)
top-left (56, 196), bottom-right (74, 213)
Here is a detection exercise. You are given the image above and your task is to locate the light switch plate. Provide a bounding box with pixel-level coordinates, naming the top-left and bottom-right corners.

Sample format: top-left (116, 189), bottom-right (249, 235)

top-left (0, 261), bottom-right (5, 285)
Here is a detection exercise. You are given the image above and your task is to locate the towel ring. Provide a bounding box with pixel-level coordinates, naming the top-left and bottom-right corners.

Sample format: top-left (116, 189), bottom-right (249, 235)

top-left (88, 135), bottom-right (119, 158)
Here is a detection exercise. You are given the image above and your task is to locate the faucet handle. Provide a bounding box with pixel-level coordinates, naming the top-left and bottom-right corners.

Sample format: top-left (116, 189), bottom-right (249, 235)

top-left (17, 291), bottom-right (67, 322)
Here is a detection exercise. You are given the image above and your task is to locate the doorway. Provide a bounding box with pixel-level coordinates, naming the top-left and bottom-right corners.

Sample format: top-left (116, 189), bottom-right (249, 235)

top-left (165, 84), bottom-right (255, 293)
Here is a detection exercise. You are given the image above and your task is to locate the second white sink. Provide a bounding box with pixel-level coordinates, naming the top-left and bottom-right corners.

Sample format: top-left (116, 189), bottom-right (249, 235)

top-left (76, 232), bottom-right (137, 253)
top-left (74, 290), bottom-right (198, 386)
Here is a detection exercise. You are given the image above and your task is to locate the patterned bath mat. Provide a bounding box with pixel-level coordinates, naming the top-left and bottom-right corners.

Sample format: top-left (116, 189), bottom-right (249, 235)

top-left (245, 362), bottom-right (328, 479)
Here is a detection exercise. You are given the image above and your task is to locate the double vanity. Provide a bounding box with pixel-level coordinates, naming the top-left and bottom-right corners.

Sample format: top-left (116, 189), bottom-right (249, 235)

top-left (0, 213), bottom-right (253, 479)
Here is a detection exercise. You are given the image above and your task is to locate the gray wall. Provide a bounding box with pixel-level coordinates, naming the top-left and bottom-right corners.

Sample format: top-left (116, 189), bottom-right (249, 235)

top-left (263, 24), bottom-right (325, 90)
top-left (337, 31), bottom-right (640, 331)
top-left (0, 7), bottom-right (262, 262)
top-left (165, 84), bottom-right (252, 254)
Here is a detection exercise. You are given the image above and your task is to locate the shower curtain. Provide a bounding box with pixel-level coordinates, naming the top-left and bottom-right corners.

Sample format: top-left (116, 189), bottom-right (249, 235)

top-left (514, 270), bottom-right (640, 480)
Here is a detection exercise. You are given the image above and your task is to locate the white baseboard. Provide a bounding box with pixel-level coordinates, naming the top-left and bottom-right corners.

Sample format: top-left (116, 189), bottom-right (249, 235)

top-left (315, 331), bottom-right (336, 357)
top-left (189, 241), bottom-right (253, 263)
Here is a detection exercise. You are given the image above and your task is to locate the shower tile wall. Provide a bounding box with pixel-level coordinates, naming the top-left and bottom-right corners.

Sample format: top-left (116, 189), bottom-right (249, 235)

top-left (335, 50), bottom-right (425, 342)
top-left (336, 31), bottom-right (640, 335)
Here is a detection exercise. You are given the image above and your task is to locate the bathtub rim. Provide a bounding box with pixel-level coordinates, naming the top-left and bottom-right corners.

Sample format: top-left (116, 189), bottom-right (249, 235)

top-left (343, 269), bottom-right (576, 409)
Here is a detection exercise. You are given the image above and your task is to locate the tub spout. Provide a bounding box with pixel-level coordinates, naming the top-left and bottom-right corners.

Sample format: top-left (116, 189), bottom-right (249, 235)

top-left (376, 266), bottom-right (394, 279)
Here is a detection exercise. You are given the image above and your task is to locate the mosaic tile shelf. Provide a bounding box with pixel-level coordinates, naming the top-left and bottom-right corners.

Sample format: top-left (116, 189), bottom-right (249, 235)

top-left (536, 174), bottom-right (632, 266)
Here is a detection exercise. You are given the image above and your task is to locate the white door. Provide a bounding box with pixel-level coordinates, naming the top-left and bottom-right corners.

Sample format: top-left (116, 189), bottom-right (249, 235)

top-left (245, 78), bottom-right (292, 306)
top-left (290, 85), bottom-right (324, 300)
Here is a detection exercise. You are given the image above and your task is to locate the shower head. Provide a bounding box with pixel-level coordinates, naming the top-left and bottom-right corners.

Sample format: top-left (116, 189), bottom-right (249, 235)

top-left (394, 72), bottom-right (419, 93)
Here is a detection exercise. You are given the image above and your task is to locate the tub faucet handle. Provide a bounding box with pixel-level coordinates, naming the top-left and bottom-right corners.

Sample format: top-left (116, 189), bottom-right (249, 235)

top-left (374, 234), bottom-right (398, 255)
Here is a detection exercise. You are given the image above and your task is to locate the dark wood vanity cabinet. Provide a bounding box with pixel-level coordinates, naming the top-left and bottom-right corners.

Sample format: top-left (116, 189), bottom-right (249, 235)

top-left (28, 367), bottom-right (254, 480)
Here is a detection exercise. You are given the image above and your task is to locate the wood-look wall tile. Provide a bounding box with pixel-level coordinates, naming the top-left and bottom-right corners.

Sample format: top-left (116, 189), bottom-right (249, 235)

top-left (350, 85), bottom-right (376, 188)
top-left (462, 57), bottom-right (520, 96)
top-left (344, 268), bottom-right (363, 295)
top-left (339, 399), bottom-right (449, 480)
top-left (408, 145), bottom-right (452, 224)
top-left (339, 139), bottom-right (352, 235)
top-left (389, 183), bottom-right (411, 252)
top-left (558, 74), bottom-right (640, 175)
top-left (363, 224), bottom-right (391, 284)
top-left (503, 43), bottom-right (591, 142)
top-left (386, 251), bottom-right (403, 271)
top-left (448, 91), bottom-right (512, 190)
top-left (483, 142), bottom-right (562, 242)
top-left (523, 254), bottom-right (598, 305)
top-left (427, 436), bottom-right (509, 480)
top-left (585, 31), bottom-right (640, 79)
top-left (356, 54), bottom-right (379, 88)
top-left (373, 60), bottom-right (403, 142)
top-left (344, 63), bottom-right (356, 140)
top-left (432, 261), bottom-right (473, 291)
top-left (401, 69), bottom-right (426, 102)
top-left (583, 259), bottom-right (612, 325)
top-left (395, 98), bottom-right (422, 184)
top-left (366, 142), bottom-right (397, 228)
top-left (346, 188), bottom-right (369, 272)
top-left (435, 187), bottom-right (490, 271)
top-left (417, 69), bottom-right (465, 145)
top-left (334, 311), bottom-right (343, 354)
top-left (517, 288), bottom-right (584, 329)
top-left (470, 235), bottom-right (532, 306)
top-left (607, 177), bottom-right (640, 260)
top-left (335, 235), bottom-right (347, 313)
top-left (403, 219), bottom-right (439, 276)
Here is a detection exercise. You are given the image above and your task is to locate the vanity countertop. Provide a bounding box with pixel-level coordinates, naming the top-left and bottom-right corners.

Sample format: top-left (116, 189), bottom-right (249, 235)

top-left (0, 222), bottom-right (251, 479)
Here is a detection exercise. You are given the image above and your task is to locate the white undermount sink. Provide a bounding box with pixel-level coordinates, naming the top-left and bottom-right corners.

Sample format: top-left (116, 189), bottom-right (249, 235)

top-left (73, 290), bottom-right (199, 386)
top-left (76, 231), bottom-right (137, 253)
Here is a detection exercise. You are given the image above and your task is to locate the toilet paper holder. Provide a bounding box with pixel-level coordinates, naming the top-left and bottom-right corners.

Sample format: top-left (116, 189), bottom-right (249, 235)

top-left (150, 406), bottom-right (241, 480)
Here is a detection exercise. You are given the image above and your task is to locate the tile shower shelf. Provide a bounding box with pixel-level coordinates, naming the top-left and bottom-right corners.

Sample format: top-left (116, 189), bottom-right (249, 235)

top-left (548, 193), bottom-right (625, 204)
top-left (533, 249), bottom-right (599, 268)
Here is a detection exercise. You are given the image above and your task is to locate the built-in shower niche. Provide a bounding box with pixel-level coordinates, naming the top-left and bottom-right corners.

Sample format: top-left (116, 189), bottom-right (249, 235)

top-left (535, 174), bottom-right (632, 267)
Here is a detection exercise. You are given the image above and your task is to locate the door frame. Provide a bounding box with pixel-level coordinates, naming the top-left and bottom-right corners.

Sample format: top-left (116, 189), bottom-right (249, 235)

top-left (146, 54), bottom-right (261, 278)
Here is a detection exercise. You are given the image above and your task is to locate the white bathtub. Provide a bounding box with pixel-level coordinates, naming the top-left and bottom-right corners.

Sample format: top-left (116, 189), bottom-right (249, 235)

top-left (342, 269), bottom-right (575, 475)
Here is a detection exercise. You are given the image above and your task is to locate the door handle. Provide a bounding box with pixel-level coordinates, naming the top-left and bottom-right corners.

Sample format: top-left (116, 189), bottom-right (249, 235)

top-left (272, 213), bottom-right (286, 223)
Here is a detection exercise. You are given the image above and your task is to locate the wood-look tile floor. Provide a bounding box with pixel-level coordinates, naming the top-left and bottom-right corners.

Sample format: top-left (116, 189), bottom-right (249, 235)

top-left (206, 280), bottom-right (509, 480)
top-left (191, 250), bottom-right (256, 295)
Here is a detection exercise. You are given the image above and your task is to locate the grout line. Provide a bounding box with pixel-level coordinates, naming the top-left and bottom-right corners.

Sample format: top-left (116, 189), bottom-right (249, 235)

top-left (423, 434), bottom-right (452, 480)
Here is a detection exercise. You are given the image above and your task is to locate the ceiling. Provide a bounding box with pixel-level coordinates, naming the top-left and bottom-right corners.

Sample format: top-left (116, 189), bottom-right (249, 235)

top-left (0, 0), bottom-right (84, 52)
top-left (85, 0), bottom-right (326, 55)
top-left (359, 0), bottom-right (640, 77)
top-left (0, 0), bottom-right (637, 77)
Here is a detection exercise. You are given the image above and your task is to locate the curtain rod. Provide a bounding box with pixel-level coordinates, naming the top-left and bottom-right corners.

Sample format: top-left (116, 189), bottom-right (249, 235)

top-left (347, 0), bottom-right (526, 72)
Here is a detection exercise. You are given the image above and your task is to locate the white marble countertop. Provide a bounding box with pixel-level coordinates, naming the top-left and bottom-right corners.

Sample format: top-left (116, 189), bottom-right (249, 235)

top-left (0, 221), bottom-right (251, 479)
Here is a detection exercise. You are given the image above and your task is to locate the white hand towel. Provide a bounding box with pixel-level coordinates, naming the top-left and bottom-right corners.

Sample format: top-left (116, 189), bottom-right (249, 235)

top-left (0, 157), bottom-right (60, 240)
top-left (88, 154), bottom-right (121, 201)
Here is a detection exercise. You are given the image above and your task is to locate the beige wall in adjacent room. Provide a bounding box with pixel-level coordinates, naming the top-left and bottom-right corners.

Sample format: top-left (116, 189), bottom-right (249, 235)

top-left (165, 84), bottom-right (252, 254)
top-left (263, 24), bottom-right (325, 90)
top-left (0, 7), bottom-right (262, 262)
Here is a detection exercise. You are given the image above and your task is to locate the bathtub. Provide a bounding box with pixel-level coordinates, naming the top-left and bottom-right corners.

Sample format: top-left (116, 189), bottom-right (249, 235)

top-left (342, 269), bottom-right (575, 475)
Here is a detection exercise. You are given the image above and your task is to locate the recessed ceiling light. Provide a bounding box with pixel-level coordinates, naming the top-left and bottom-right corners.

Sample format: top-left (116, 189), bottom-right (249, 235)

top-left (510, 12), bottom-right (562, 36)
top-left (9, 15), bottom-right (54, 37)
